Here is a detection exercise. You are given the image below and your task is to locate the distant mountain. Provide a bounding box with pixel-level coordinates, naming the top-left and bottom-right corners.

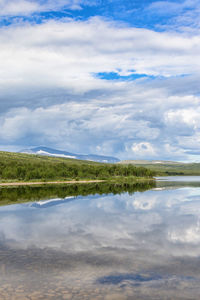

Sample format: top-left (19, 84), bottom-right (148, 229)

top-left (19, 146), bottom-right (120, 163)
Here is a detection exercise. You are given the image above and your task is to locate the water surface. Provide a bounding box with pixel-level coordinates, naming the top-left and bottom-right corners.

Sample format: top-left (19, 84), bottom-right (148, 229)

top-left (1, 178), bottom-right (200, 299)
top-left (156, 176), bottom-right (200, 182)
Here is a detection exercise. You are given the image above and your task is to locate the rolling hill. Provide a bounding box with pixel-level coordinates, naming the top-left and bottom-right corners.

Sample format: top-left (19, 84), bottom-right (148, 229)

top-left (118, 160), bottom-right (200, 175)
top-left (0, 151), bottom-right (154, 182)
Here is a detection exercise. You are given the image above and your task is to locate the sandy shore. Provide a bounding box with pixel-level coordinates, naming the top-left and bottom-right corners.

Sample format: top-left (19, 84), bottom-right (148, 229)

top-left (0, 180), bottom-right (104, 187)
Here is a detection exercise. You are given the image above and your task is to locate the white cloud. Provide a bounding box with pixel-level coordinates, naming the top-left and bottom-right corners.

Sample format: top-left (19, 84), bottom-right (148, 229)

top-left (165, 108), bottom-right (200, 128)
top-left (0, 18), bottom-right (200, 160)
top-left (147, 0), bottom-right (195, 15)
top-left (0, 0), bottom-right (40, 15)
top-left (147, 0), bottom-right (200, 32)
top-left (0, 17), bottom-right (200, 95)
top-left (0, 0), bottom-right (90, 16)
top-left (131, 142), bottom-right (157, 158)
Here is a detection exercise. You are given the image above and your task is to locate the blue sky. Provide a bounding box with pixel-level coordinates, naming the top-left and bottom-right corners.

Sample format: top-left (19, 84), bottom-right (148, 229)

top-left (0, 0), bottom-right (200, 161)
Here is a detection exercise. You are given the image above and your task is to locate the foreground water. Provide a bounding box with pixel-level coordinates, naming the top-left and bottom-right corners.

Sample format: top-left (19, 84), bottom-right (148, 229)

top-left (1, 179), bottom-right (200, 299)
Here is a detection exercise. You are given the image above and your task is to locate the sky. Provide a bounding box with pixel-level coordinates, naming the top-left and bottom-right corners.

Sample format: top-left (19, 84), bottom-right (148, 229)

top-left (0, 0), bottom-right (200, 161)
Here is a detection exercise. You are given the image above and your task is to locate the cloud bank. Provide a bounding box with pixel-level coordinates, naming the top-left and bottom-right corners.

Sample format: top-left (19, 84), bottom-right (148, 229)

top-left (0, 4), bottom-right (200, 161)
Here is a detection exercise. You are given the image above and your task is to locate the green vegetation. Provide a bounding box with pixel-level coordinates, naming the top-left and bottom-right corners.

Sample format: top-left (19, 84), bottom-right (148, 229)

top-left (119, 160), bottom-right (200, 176)
top-left (0, 151), bottom-right (154, 182)
top-left (0, 181), bottom-right (156, 206)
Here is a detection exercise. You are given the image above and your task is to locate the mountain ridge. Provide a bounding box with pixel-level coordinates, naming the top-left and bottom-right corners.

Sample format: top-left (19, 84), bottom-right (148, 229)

top-left (19, 146), bottom-right (120, 163)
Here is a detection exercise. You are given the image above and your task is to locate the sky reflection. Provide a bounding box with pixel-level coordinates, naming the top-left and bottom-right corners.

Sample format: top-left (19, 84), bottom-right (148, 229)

top-left (1, 183), bottom-right (200, 299)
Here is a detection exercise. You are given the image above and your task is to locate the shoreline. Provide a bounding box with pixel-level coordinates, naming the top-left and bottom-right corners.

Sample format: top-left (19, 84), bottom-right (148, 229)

top-left (0, 180), bottom-right (105, 187)
top-left (0, 177), bottom-right (155, 187)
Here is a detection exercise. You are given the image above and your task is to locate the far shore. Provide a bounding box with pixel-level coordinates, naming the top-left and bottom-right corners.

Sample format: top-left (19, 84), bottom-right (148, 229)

top-left (0, 180), bottom-right (105, 187)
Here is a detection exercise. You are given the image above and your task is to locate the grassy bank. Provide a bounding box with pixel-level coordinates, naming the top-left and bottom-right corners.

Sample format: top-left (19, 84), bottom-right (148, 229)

top-left (0, 151), bottom-right (154, 182)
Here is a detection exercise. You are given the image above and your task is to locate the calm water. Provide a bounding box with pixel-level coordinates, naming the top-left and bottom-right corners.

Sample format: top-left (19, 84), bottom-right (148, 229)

top-left (1, 178), bottom-right (200, 299)
top-left (156, 176), bottom-right (200, 182)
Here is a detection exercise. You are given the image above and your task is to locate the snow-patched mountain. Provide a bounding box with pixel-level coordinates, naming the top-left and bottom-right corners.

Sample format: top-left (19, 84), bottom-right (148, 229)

top-left (19, 146), bottom-right (120, 163)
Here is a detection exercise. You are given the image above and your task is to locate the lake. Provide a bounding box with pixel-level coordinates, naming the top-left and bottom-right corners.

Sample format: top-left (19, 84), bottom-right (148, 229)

top-left (1, 178), bottom-right (200, 299)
